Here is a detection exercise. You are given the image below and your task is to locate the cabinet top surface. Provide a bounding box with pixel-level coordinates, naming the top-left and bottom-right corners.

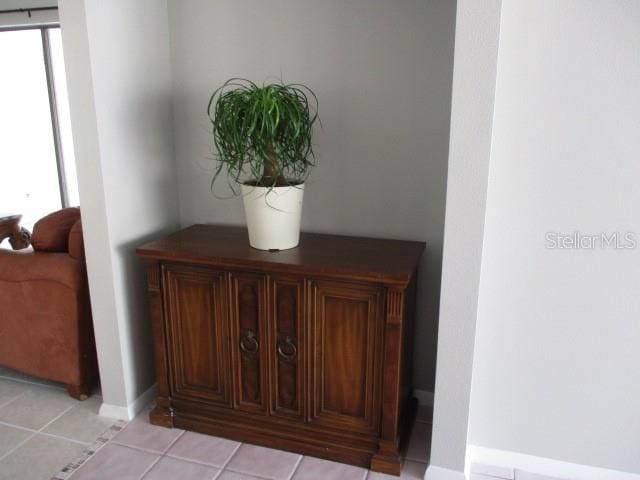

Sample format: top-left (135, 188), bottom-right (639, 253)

top-left (137, 224), bottom-right (424, 285)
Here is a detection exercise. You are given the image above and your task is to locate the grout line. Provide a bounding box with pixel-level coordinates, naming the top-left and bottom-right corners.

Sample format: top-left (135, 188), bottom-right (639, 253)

top-left (136, 455), bottom-right (162, 480)
top-left (222, 466), bottom-right (264, 476)
top-left (286, 454), bottom-right (304, 480)
top-left (221, 469), bottom-right (266, 480)
top-left (0, 380), bottom-right (76, 461)
top-left (0, 420), bottom-right (89, 446)
top-left (0, 431), bottom-right (37, 462)
top-left (0, 402), bottom-right (84, 463)
top-left (110, 441), bottom-right (168, 456)
top-left (0, 401), bottom-right (76, 444)
top-left (136, 431), bottom-right (187, 480)
top-left (220, 442), bottom-right (242, 470)
top-left (38, 431), bottom-right (91, 446)
top-left (0, 391), bottom-right (27, 410)
top-left (165, 452), bottom-right (234, 469)
top-left (161, 430), bottom-right (185, 454)
top-left (38, 404), bottom-right (77, 433)
top-left (66, 422), bottom-right (128, 479)
top-left (0, 419), bottom-right (38, 434)
top-left (0, 374), bottom-right (66, 391)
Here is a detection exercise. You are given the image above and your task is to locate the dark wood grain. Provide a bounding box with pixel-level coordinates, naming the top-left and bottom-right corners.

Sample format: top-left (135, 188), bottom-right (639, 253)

top-left (269, 276), bottom-right (305, 419)
top-left (146, 260), bottom-right (174, 426)
top-left (138, 225), bottom-right (425, 475)
top-left (309, 280), bottom-right (383, 435)
top-left (230, 272), bottom-right (268, 413)
top-left (164, 265), bottom-right (232, 408)
top-left (137, 224), bottom-right (424, 286)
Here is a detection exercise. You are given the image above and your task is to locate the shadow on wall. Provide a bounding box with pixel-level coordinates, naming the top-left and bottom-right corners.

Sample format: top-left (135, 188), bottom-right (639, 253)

top-left (114, 223), bottom-right (179, 402)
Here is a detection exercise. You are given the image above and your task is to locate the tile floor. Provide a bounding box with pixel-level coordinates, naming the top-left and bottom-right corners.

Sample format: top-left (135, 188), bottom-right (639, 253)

top-left (66, 403), bottom-right (432, 480)
top-left (0, 365), bottom-right (432, 479)
top-left (0, 367), bottom-right (116, 480)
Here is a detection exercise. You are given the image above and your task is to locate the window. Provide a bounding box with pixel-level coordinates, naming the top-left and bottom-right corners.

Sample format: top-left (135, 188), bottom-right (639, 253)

top-left (0, 25), bottom-right (78, 234)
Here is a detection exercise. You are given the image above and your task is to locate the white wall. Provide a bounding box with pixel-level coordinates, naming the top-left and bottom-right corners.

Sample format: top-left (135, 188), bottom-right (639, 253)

top-left (168, 0), bottom-right (457, 392)
top-left (469, 0), bottom-right (640, 475)
top-left (426, 0), bottom-right (502, 478)
top-left (59, 0), bottom-right (180, 418)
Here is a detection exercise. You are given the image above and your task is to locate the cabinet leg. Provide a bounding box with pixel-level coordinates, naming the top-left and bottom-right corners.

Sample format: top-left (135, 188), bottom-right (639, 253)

top-left (67, 383), bottom-right (91, 401)
top-left (371, 448), bottom-right (403, 475)
top-left (371, 396), bottom-right (418, 475)
top-left (149, 403), bottom-right (174, 428)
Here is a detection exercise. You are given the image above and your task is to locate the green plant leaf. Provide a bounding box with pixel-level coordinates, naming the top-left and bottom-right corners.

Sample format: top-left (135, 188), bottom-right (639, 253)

top-left (208, 78), bottom-right (319, 192)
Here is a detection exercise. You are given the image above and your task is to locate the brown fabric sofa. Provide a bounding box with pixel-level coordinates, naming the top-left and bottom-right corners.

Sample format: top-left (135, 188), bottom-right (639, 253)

top-left (0, 208), bottom-right (98, 399)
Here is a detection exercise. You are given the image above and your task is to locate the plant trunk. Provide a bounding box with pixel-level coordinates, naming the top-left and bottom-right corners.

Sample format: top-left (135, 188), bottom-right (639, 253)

top-left (262, 144), bottom-right (286, 186)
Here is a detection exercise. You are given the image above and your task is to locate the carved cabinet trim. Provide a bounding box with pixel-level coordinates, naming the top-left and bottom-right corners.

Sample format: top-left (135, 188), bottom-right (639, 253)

top-left (229, 272), bottom-right (268, 413)
top-left (269, 275), bottom-right (306, 420)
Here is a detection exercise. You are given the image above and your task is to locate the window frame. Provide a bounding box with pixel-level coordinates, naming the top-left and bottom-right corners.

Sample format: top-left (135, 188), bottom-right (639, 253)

top-left (0, 22), bottom-right (72, 208)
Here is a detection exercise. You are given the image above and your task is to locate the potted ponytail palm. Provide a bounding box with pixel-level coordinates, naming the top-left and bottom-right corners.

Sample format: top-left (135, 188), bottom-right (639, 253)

top-left (208, 78), bottom-right (318, 250)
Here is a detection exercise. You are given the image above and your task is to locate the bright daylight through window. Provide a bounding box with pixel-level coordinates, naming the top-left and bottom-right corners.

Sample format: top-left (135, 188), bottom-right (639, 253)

top-left (0, 26), bottom-right (78, 241)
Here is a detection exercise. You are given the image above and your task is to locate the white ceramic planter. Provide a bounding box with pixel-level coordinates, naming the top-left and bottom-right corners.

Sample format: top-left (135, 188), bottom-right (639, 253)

top-left (241, 183), bottom-right (305, 250)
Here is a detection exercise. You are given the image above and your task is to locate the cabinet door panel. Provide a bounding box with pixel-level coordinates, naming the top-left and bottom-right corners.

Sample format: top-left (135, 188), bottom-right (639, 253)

top-left (269, 277), bottom-right (305, 420)
top-left (230, 272), bottom-right (268, 413)
top-left (309, 280), bottom-right (383, 434)
top-left (164, 265), bottom-right (231, 407)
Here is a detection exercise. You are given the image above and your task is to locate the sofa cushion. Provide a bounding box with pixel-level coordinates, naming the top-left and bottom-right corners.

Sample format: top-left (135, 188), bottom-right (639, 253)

top-left (31, 207), bottom-right (81, 252)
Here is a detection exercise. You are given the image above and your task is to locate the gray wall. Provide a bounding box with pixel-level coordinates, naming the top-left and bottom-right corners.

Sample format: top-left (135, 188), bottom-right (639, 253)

top-left (469, 0), bottom-right (640, 474)
top-left (168, 0), bottom-right (457, 392)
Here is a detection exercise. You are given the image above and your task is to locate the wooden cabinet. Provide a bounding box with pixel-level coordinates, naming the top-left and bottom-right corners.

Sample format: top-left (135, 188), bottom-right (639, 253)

top-left (163, 265), bottom-right (231, 408)
top-left (269, 276), bottom-right (305, 420)
top-left (308, 280), bottom-right (383, 435)
top-left (138, 225), bottom-right (424, 475)
top-left (229, 272), bottom-right (268, 413)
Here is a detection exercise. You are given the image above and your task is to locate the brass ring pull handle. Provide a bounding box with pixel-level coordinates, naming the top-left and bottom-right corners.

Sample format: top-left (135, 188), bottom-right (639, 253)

top-left (239, 331), bottom-right (259, 355)
top-left (277, 336), bottom-right (297, 362)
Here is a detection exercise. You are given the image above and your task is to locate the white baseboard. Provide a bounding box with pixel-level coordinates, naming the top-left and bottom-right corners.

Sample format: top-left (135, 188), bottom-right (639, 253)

top-left (99, 384), bottom-right (157, 421)
top-left (414, 389), bottom-right (434, 406)
top-left (425, 465), bottom-right (466, 480)
top-left (467, 445), bottom-right (640, 480)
